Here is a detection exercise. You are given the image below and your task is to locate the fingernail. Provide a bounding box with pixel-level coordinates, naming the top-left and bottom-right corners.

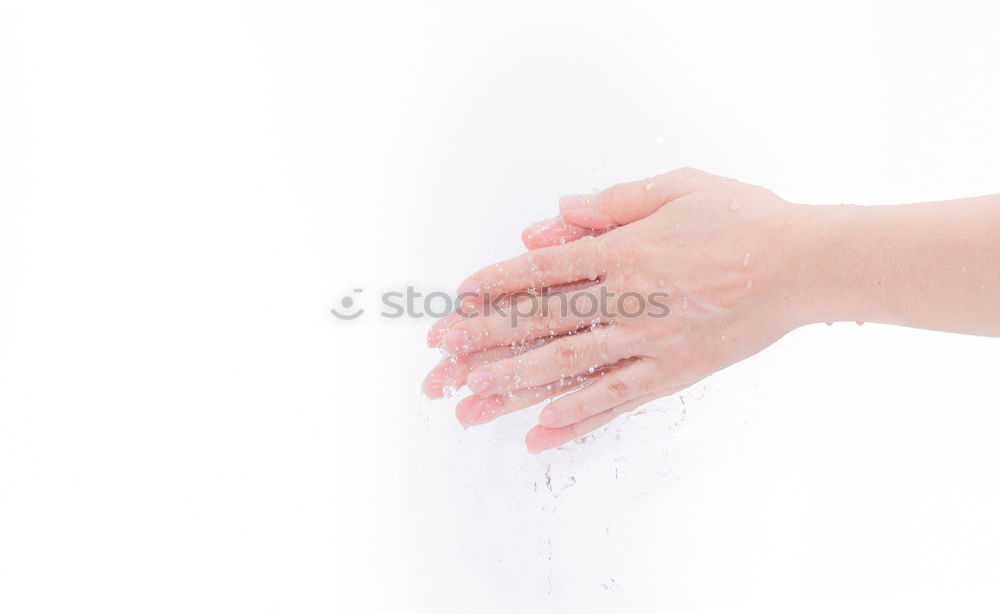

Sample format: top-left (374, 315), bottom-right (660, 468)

top-left (442, 325), bottom-right (470, 354)
top-left (458, 276), bottom-right (482, 296)
top-left (466, 369), bottom-right (494, 394)
top-left (456, 394), bottom-right (501, 428)
top-left (427, 313), bottom-right (458, 347)
top-left (558, 194), bottom-right (589, 210)
top-left (538, 406), bottom-right (561, 426)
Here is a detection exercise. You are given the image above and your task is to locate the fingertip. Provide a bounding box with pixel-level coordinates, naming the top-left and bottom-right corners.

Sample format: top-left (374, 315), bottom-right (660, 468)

top-left (456, 394), bottom-right (502, 428)
top-left (558, 194), bottom-right (589, 211)
top-left (422, 355), bottom-right (469, 399)
top-left (559, 194), bottom-right (616, 230)
top-left (521, 225), bottom-right (543, 250)
top-left (524, 424), bottom-right (560, 454)
top-left (421, 370), bottom-right (445, 399)
top-left (538, 405), bottom-right (561, 427)
top-left (521, 216), bottom-right (561, 249)
top-left (427, 311), bottom-right (460, 347)
top-left (455, 396), bottom-right (477, 428)
top-left (457, 276), bottom-right (482, 296)
top-left (466, 368), bottom-right (495, 395)
top-left (525, 430), bottom-right (543, 454)
top-left (522, 215), bottom-right (595, 249)
top-left (560, 208), bottom-right (615, 230)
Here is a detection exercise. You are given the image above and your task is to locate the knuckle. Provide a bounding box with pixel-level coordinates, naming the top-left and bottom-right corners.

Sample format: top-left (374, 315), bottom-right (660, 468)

top-left (674, 166), bottom-right (709, 181)
top-left (488, 363), bottom-right (513, 392)
top-left (573, 242), bottom-right (603, 280)
top-left (591, 332), bottom-right (615, 366)
top-left (553, 341), bottom-right (579, 373)
top-left (603, 373), bottom-right (633, 402)
top-left (526, 250), bottom-right (552, 277)
top-left (528, 311), bottom-right (556, 336)
top-left (671, 166), bottom-right (722, 188)
top-left (634, 370), bottom-right (656, 395)
top-left (561, 392), bottom-right (590, 423)
top-left (465, 318), bottom-right (488, 343)
top-left (479, 265), bottom-right (501, 291)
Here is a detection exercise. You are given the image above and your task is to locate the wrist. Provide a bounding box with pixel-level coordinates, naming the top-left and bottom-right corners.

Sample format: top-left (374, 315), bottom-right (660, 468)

top-left (770, 203), bottom-right (879, 329)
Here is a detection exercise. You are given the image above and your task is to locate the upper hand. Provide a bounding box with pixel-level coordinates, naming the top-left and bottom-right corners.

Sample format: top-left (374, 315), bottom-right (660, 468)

top-left (428, 168), bottom-right (802, 452)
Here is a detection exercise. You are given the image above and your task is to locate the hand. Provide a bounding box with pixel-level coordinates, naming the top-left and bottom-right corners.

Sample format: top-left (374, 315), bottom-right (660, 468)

top-left (432, 168), bottom-right (804, 453)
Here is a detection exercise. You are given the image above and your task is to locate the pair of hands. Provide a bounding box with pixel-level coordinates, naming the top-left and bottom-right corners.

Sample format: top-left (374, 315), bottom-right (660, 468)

top-left (423, 168), bottom-right (802, 453)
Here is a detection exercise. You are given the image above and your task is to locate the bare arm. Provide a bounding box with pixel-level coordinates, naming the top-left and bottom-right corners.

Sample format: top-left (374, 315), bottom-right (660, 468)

top-left (782, 196), bottom-right (1000, 336)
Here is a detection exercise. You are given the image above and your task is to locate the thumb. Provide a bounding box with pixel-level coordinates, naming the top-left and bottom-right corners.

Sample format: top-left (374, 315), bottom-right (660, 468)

top-left (558, 167), bottom-right (717, 230)
top-left (521, 215), bottom-right (601, 250)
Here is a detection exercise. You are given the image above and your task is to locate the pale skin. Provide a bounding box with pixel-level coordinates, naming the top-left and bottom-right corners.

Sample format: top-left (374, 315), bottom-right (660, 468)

top-left (422, 168), bottom-right (1000, 453)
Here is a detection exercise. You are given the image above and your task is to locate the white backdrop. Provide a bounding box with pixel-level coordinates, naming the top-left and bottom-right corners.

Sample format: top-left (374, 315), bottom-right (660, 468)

top-left (2, 1), bottom-right (1000, 612)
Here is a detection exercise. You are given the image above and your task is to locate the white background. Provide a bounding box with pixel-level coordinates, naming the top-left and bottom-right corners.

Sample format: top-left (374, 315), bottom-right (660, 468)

top-left (2, 1), bottom-right (1000, 612)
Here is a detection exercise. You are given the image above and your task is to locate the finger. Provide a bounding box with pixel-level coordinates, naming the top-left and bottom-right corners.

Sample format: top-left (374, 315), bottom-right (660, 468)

top-left (525, 383), bottom-right (690, 454)
top-left (426, 310), bottom-right (464, 347)
top-left (435, 290), bottom-right (516, 341)
top-left (536, 359), bottom-right (662, 428)
top-left (421, 353), bottom-right (468, 399)
top-left (455, 367), bottom-right (610, 428)
top-left (521, 215), bottom-right (601, 249)
top-left (421, 338), bottom-right (549, 398)
top-left (464, 327), bottom-right (642, 396)
top-left (441, 286), bottom-right (613, 355)
top-left (456, 240), bottom-right (600, 300)
top-left (559, 167), bottom-right (717, 230)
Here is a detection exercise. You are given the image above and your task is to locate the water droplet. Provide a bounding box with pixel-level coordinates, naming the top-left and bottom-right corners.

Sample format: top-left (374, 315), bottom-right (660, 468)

top-left (681, 296), bottom-right (689, 310)
top-left (729, 199), bottom-right (743, 211)
top-left (746, 279), bottom-right (753, 289)
top-left (657, 279), bottom-right (665, 288)
top-left (743, 253), bottom-right (751, 266)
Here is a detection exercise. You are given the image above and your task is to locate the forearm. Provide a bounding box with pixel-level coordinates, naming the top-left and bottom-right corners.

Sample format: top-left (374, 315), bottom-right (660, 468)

top-left (779, 196), bottom-right (1000, 336)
